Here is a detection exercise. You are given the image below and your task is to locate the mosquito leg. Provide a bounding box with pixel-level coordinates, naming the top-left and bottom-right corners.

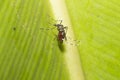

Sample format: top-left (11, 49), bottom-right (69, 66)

top-left (64, 26), bottom-right (68, 34)
top-left (66, 36), bottom-right (80, 46)
top-left (65, 34), bottom-right (67, 41)
top-left (40, 27), bottom-right (56, 30)
top-left (53, 34), bottom-right (57, 41)
top-left (46, 15), bottom-right (57, 26)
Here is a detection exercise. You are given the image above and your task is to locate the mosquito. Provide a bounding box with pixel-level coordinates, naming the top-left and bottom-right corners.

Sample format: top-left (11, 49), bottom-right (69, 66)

top-left (54, 20), bottom-right (80, 46)
top-left (53, 20), bottom-right (68, 43)
top-left (40, 16), bottom-right (80, 46)
top-left (40, 15), bottom-right (68, 44)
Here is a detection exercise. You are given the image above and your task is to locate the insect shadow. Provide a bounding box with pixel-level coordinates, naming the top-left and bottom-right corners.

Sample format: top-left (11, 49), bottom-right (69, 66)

top-left (54, 35), bottom-right (66, 52)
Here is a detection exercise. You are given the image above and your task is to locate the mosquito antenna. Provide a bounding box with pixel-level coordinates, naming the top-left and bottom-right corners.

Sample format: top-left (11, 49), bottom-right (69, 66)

top-left (60, 20), bottom-right (62, 24)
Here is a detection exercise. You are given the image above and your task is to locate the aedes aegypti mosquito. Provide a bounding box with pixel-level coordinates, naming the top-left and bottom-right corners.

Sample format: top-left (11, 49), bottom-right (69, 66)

top-left (53, 20), bottom-right (68, 43)
top-left (40, 16), bottom-right (68, 44)
top-left (40, 16), bottom-right (80, 46)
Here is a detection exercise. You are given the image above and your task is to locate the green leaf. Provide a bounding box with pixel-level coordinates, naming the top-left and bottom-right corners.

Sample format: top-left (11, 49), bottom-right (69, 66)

top-left (0, 0), bottom-right (69, 80)
top-left (65, 0), bottom-right (120, 80)
top-left (1, 0), bottom-right (120, 80)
